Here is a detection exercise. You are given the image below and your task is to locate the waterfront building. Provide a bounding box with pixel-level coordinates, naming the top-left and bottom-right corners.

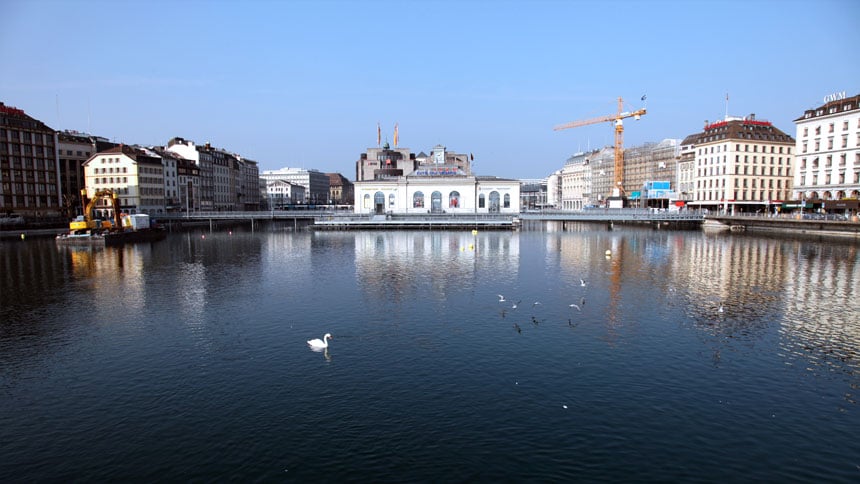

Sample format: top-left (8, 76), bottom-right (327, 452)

top-left (622, 139), bottom-right (680, 208)
top-left (558, 152), bottom-right (592, 210)
top-left (793, 92), bottom-right (860, 210)
top-left (677, 143), bottom-right (696, 202)
top-left (519, 178), bottom-right (548, 210)
top-left (266, 179), bottom-right (305, 208)
top-left (57, 131), bottom-right (116, 217)
top-left (326, 172), bottom-right (354, 205)
top-left (353, 175), bottom-right (520, 215)
top-left (545, 170), bottom-right (561, 209)
top-left (681, 113), bottom-right (795, 214)
top-left (261, 167), bottom-right (330, 204)
top-left (0, 102), bottom-right (60, 217)
top-left (353, 142), bottom-right (517, 215)
top-left (167, 137), bottom-right (215, 211)
top-left (237, 156), bottom-right (261, 210)
top-left (148, 146), bottom-right (199, 213)
top-left (83, 144), bottom-right (164, 216)
top-left (588, 147), bottom-right (615, 206)
top-left (355, 143), bottom-right (472, 182)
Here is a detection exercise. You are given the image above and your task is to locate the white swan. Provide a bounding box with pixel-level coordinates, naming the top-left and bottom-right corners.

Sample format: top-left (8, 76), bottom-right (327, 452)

top-left (307, 333), bottom-right (332, 350)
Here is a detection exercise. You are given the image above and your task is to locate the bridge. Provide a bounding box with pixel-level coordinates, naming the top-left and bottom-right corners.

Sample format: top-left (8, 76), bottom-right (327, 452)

top-left (153, 209), bottom-right (704, 230)
top-left (518, 209), bottom-right (704, 223)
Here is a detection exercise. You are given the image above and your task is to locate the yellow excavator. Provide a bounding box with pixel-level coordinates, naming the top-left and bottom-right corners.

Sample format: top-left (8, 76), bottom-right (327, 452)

top-left (69, 189), bottom-right (123, 232)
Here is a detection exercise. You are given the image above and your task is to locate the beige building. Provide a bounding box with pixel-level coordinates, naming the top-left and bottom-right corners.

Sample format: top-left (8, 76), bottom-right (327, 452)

top-left (681, 114), bottom-right (795, 214)
top-left (57, 131), bottom-right (116, 217)
top-left (793, 92), bottom-right (860, 203)
top-left (83, 144), bottom-right (164, 216)
top-left (327, 172), bottom-right (353, 205)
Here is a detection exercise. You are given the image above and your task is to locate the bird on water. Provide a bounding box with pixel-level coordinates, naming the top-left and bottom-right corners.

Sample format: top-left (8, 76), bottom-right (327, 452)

top-left (308, 333), bottom-right (332, 349)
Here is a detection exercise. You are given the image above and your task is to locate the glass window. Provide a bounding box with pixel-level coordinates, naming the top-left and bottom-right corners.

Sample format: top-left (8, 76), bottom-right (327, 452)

top-left (412, 191), bottom-right (424, 208)
top-left (449, 191), bottom-right (460, 208)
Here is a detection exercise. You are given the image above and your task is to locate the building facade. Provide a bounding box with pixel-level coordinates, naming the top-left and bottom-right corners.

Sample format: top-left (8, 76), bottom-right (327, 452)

top-left (83, 144), bottom-right (165, 216)
top-left (0, 102), bottom-right (60, 217)
top-left (57, 131), bottom-right (116, 217)
top-left (261, 167), bottom-right (330, 204)
top-left (681, 114), bottom-right (795, 214)
top-left (266, 180), bottom-right (305, 208)
top-left (622, 139), bottom-right (680, 207)
top-left (354, 176), bottom-right (520, 215)
top-left (327, 172), bottom-right (354, 205)
top-left (793, 92), bottom-right (860, 204)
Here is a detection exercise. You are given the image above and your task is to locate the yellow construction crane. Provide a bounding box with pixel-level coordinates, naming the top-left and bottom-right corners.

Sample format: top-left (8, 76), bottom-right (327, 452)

top-left (554, 97), bottom-right (646, 201)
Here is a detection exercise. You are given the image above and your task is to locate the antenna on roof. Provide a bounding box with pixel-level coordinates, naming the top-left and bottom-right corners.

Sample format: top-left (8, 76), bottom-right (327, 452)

top-left (725, 92), bottom-right (729, 120)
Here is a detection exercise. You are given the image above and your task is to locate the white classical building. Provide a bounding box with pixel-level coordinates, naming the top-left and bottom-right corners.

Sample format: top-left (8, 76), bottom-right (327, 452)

top-left (354, 176), bottom-right (519, 215)
top-left (793, 92), bottom-right (860, 203)
top-left (261, 167), bottom-right (329, 204)
top-left (266, 179), bottom-right (305, 208)
top-left (353, 143), bottom-right (518, 215)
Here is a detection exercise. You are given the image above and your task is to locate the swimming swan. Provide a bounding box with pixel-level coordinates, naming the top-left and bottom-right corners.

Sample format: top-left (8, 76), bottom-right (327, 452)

top-left (307, 333), bottom-right (332, 349)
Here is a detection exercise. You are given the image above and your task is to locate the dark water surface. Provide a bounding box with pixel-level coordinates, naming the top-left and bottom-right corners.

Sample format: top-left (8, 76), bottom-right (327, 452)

top-left (2, 225), bottom-right (859, 482)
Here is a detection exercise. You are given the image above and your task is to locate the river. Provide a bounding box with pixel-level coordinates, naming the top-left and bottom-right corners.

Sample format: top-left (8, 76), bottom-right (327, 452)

top-left (1, 224), bottom-right (858, 481)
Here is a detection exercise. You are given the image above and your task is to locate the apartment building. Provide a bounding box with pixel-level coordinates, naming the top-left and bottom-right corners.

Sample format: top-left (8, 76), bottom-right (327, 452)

top-left (0, 102), bottom-right (60, 217)
top-left (682, 114), bottom-right (794, 214)
top-left (793, 92), bottom-right (860, 205)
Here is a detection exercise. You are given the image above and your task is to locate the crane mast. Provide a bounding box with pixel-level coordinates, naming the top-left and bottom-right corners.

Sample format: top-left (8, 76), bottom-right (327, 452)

top-left (554, 97), bottom-right (646, 202)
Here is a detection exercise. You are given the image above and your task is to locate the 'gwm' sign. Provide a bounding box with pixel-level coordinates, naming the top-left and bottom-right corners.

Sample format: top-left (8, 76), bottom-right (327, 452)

top-left (823, 91), bottom-right (846, 103)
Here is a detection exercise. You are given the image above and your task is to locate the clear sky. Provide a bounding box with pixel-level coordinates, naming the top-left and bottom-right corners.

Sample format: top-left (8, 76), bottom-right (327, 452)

top-left (2, 0), bottom-right (858, 179)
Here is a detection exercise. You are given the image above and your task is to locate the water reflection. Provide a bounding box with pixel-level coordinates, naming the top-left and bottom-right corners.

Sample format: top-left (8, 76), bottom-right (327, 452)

top-left (2, 228), bottom-right (860, 480)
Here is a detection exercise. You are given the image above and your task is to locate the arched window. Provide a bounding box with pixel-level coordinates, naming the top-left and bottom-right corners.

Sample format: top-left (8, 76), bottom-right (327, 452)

top-left (503, 193), bottom-right (510, 208)
top-left (413, 191), bottom-right (424, 208)
top-left (363, 193), bottom-right (371, 209)
top-left (478, 193), bottom-right (485, 208)
top-left (431, 191), bottom-right (443, 212)
top-left (449, 191), bottom-right (460, 208)
top-left (489, 191), bottom-right (500, 213)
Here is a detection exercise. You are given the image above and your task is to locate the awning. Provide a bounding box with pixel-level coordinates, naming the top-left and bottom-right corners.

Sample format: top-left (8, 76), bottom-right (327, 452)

top-left (823, 200), bottom-right (859, 210)
top-left (628, 191), bottom-right (641, 200)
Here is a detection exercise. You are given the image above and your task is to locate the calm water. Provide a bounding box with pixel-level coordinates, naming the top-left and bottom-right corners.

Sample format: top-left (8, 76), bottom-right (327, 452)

top-left (1, 224), bottom-right (859, 482)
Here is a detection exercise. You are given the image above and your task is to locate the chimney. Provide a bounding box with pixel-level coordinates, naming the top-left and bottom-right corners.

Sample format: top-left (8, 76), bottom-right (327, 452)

top-left (749, 113), bottom-right (756, 120)
top-left (704, 120), bottom-right (709, 129)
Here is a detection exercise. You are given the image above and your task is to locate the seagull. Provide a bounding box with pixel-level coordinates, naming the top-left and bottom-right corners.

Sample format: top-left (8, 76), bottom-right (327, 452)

top-left (718, 304), bottom-right (724, 313)
top-left (512, 300), bottom-right (522, 310)
top-left (580, 279), bottom-right (587, 287)
top-left (569, 303), bottom-right (581, 311)
top-left (498, 294), bottom-right (506, 302)
top-left (532, 301), bottom-right (542, 307)
top-left (513, 323), bottom-right (522, 333)
top-left (307, 333), bottom-right (332, 350)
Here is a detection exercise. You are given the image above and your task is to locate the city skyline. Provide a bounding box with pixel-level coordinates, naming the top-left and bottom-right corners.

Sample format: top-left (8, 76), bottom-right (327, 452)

top-left (2, 0), bottom-right (858, 180)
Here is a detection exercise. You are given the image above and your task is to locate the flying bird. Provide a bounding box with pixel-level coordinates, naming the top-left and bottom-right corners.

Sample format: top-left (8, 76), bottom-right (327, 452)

top-left (498, 294), bottom-right (506, 302)
top-left (569, 303), bottom-right (581, 311)
top-left (580, 279), bottom-right (587, 287)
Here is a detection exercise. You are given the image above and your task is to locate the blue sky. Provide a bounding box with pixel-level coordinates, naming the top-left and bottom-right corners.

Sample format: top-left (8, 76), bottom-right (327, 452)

top-left (2, 0), bottom-right (858, 179)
